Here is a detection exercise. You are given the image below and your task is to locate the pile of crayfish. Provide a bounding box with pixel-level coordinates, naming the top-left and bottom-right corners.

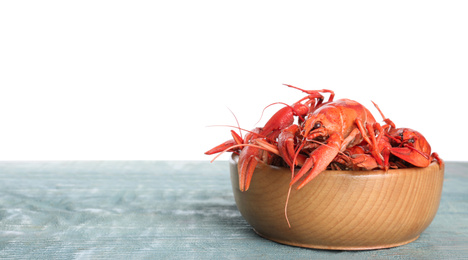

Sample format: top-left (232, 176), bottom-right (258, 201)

top-left (206, 85), bottom-right (443, 192)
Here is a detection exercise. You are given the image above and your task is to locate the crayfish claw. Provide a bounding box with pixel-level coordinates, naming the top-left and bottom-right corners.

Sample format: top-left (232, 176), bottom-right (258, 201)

top-left (238, 146), bottom-right (262, 192)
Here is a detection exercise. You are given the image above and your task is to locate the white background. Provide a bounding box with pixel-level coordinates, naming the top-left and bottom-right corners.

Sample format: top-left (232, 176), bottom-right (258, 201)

top-left (0, 1), bottom-right (467, 161)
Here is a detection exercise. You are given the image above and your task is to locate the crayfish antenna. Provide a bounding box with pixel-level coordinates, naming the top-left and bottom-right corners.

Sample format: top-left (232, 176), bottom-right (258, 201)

top-left (283, 84), bottom-right (335, 103)
top-left (227, 107), bottom-right (243, 140)
top-left (371, 101), bottom-right (396, 130)
top-left (284, 137), bottom-right (307, 229)
top-left (209, 143), bottom-right (263, 163)
top-left (285, 186), bottom-right (292, 228)
top-left (254, 102), bottom-right (292, 127)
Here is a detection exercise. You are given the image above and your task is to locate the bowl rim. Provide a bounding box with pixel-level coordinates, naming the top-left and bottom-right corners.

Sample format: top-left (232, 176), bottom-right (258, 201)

top-left (230, 153), bottom-right (442, 177)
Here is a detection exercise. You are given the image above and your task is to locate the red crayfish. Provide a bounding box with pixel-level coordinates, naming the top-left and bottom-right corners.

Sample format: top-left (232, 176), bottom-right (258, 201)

top-left (206, 85), bottom-right (443, 192)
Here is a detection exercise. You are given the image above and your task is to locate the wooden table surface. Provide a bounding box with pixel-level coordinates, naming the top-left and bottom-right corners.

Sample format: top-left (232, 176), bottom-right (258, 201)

top-left (0, 161), bottom-right (466, 259)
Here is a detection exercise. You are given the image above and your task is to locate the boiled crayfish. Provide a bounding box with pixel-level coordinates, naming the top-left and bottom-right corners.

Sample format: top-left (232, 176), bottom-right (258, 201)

top-left (206, 85), bottom-right (443, 192)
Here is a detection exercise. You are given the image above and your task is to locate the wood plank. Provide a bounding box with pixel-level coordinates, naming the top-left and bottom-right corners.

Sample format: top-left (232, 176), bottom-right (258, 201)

top-left (0, 161), bottom-right (466, 259)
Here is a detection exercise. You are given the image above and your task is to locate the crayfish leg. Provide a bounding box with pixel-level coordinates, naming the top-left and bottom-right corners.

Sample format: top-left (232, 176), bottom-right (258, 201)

top-left (431, 152), bottom-right (444, 169)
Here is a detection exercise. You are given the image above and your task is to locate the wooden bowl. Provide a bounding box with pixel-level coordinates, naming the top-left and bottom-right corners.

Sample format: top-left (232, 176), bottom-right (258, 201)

top-left (229, 155), bottom-right (444, 250)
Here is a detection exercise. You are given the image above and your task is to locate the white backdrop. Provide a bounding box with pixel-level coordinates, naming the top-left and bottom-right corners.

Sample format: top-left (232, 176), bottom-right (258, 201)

top-left (0, 1), bottom-right (467, 161)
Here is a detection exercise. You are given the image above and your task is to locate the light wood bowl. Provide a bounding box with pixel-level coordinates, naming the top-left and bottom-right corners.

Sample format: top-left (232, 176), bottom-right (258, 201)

top-left (229, 155), bottom-right (444, 250)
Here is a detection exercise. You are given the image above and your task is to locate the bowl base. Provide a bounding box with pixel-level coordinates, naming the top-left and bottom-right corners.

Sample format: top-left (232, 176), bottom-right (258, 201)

top-left (253, 229), bottom-right (420, 251)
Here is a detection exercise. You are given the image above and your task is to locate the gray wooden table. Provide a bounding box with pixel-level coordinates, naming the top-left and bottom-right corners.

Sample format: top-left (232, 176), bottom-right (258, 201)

top-left (0, 161), bottom-right (466, 259)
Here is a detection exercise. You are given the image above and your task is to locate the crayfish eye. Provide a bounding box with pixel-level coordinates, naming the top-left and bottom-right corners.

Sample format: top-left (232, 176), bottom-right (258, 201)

top-left (399, 132), bottom-right (404, 141)
top-left (408, 138), bottom-right (415, 144)
top-left (313, 122), bottom-right (322, 130)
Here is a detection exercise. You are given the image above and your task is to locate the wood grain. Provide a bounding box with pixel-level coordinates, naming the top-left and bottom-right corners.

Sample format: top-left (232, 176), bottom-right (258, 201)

top-left (230, 156), bottom-right (445, 250)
